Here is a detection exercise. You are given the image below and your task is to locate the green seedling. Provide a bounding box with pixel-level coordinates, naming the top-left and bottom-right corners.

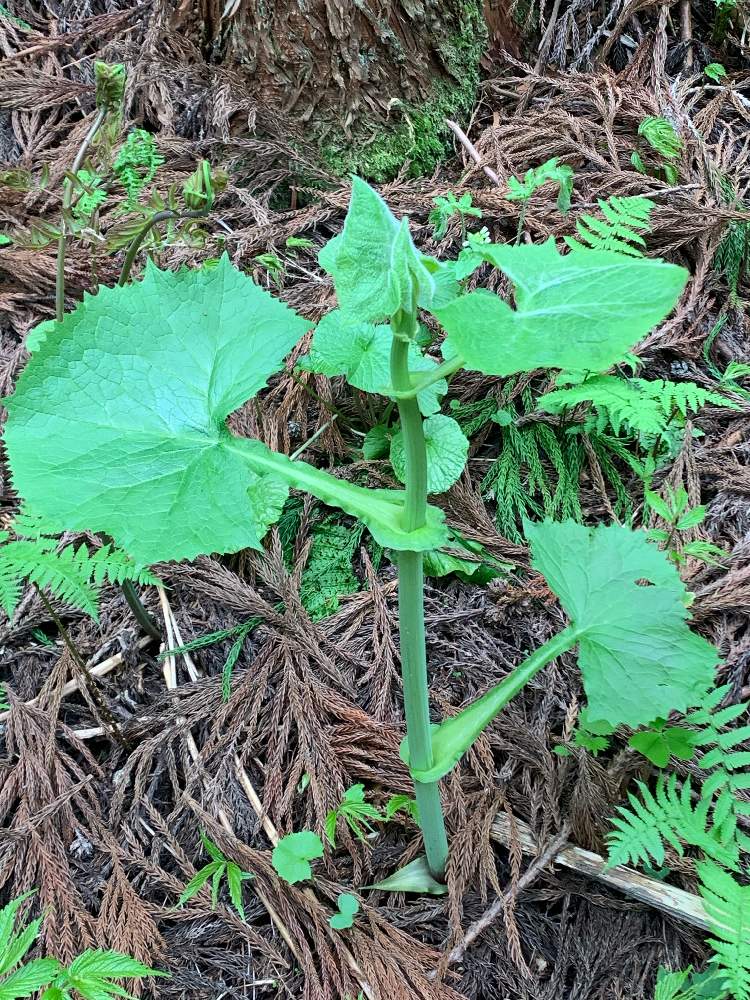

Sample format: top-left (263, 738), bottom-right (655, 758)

top-left (271, 831), bottom-right (324, 884)
top-left (5, 177), bottom-right (721, 888)
top-left (646, 486), bottom-right (726, 566)
top-left (325, 784), bottom-right (383, 846)
top-left (384, 794), bottom-right (420, 824)
top-left (429, 191), bottom-right (482, 240)
top-left (506, 157), bottom-right (573, 241)
top-left (177, 832), bottom-right (254, 920)
top-left (704, 63), bottom-right (728, 83)
top-left (328, 893), bottom-right (360, 930)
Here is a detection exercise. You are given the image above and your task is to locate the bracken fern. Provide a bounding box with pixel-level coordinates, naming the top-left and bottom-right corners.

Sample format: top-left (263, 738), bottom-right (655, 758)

top-left (565, 195), bottom-right (654, 256)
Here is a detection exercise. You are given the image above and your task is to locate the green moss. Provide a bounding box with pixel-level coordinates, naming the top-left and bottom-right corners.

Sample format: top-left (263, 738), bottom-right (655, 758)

top-left (320, 1), bottom-right (486, 182)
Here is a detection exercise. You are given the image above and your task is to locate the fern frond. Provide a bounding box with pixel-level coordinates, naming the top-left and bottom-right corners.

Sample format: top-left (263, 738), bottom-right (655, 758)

top-left (607, 773), bottom-right (739, 870)
top-left (0, 535), bottom-right (158, 619)
top-left (113, 129), bottom-right (164, 209)
top-left (714, 220), bottom-right (750, 299)
top-left (540, 376), bottom-right (736, 439)
top-left (299, 517), bottom-right (364, 621)
top-left (639, 117), bottom-right (682, 160)
top-left (565, 195), bottom-right (654, 256)
top-left (698, 860), bottom-right (750, 1000)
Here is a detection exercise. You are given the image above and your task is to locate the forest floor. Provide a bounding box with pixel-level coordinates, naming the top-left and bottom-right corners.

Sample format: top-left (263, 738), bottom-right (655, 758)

top-left (1, 2), bottom-right (750, 998)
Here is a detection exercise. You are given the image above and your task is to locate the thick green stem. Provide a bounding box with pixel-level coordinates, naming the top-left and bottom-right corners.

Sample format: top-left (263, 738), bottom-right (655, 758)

top-left (390, 314), bottom-right (449, 880)
top-left (121, 579), bottom-right (161, 641)
top-left (55, 107), bottom-right (107, 322)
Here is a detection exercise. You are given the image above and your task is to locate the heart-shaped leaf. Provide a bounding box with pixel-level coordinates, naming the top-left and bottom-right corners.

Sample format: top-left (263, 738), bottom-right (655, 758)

top-left (328, 892), bottom-right (360, 930)
top-left (271, 831), bottom-right (324, 885)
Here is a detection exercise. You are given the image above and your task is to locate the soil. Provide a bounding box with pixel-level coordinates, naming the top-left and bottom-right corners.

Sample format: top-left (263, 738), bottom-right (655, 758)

top-left (1, 2), bottom-right (749, 999)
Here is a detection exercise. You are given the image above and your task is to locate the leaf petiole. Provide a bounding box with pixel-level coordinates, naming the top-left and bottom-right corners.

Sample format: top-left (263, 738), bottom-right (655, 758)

top-left (384, 354), bottom-right (465, 400)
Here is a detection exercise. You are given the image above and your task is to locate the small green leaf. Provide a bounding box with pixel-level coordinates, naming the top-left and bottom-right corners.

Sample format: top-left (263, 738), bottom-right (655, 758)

top-left (366, 856), bottom-right (447, 895)
top-left (629, 726), bottom-right (696, 767)
top-left (319, 178), bottom-right (439, 321)
top-left (0, 234), bottom-right (11, 247)
top-left (298, 310), bottom-right (447, 415)
top-left (704, 63), bottom-right (727, 83)
top-left (328, 893), bottom-right (360, 930)
top-left (434, 240), bottom-right (688, 376)
top-left (200, 832), bottom-right (226, 864)
top-left (362, 425), bottom-right (391, 460)
top-left (226, 862), bottom-right (250, 921)
top-left (526, 520), bottom-right (719, 728)
top-left (384, 795), bottom-right (419, 823)
top-left (271, 831), bottom-right (324, 885)
top-left (675, 507), bottom-right (707, 530)
top-left (390, 415), bottom-right (468, 494)
top-left (0, 958), bottom-right (61, 999)
top-left (176, 861), bottom-right (223, 907)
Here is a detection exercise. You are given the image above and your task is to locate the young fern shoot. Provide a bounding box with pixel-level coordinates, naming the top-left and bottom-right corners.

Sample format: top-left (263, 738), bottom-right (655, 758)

top-left (3, 177), bottom-right (719, 883)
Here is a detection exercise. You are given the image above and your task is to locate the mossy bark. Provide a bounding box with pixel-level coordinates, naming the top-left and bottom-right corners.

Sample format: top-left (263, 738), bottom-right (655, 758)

top-left (191, 0), bottom-right (519, 180)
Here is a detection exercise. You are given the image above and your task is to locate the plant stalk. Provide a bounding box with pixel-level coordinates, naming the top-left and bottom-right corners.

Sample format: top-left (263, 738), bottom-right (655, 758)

top-left (117, 208), bottom-right (208, 287)
top-left (390, 312), bottom-right (449, 880)
top-left (55, 107), bottom-right (108, 322)
top-left (121, 579), bottom-right (162, 640)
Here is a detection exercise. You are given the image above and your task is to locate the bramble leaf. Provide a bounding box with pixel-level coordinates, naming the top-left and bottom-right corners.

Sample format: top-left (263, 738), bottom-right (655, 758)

top-left (390, 415), bottom-right (469, 493)
top-left (298, 310), bottom-right (447, 414)
top-left (319, 178), bottom-right (453, 321)
top-left (526, 520), bottom-right (719, 728)
top-left (5, 258), bottom-right (448, 564)
top-left (0, 959), bottom-right (61, 1000)
top-left (271, 831), bottom-right (324, 885)
top-left (433, 240), bottom-right (688, 375)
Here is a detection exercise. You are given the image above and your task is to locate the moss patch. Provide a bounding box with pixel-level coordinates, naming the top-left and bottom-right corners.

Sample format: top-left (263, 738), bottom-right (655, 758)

top-left (320, 1), bottom-right (486, 182)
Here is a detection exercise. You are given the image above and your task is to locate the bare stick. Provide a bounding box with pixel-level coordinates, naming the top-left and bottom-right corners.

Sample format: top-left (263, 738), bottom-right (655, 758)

top-left (445, 119), bottom-right (501, 186)
top-left (491, 812), bottom-right (710, 931)
top-left (444, 822), bottom-right (571, 966)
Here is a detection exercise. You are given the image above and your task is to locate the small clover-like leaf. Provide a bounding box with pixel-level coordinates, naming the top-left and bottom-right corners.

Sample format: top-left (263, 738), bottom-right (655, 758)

top-left (433, 240), bottom-right (688, 376)
top-left (390, 415), bottom-right (468, 494)
top-left (526, 520), bottom-right (719, 728)
top-left (272, 831), bottom-right (324, 885)
top-left (328, 893), bottom-right (360, 930)
top-left (298, 309), bottom-right (447, 415)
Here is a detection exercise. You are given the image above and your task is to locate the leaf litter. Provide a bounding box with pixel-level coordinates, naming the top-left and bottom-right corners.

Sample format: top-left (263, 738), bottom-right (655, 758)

top-left (0, 2), bottom-right (749, 998)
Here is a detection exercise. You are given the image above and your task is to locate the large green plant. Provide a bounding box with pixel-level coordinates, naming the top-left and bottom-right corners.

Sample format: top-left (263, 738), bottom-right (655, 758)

top-left (4, 178), bottom-right (719, 881)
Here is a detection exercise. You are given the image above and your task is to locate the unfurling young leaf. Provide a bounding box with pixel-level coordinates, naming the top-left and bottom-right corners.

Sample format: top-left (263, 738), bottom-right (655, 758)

top-left (94, 61), bottom-right (125, 113)
top-left (298, 309), bottom-right (447, 415)
top-left (433, 239), bottom-right (688, 376)
top-left (328, 893), bottom-right (360, 930)
top-left (271, 831), bottom-right (324, 884)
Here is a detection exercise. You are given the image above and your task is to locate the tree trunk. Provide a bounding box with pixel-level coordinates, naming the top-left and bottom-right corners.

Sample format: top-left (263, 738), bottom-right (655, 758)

top-left (174, 0), bottom-right (520, 179)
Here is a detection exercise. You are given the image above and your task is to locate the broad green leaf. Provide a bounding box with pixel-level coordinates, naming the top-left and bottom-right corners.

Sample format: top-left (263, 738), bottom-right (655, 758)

top-left (423, 533), bottom-right (509, 584)
top-left (526, 520), bottom-right (719, 728)
top-left (271, 831), bottom-right (324, 885)
top-left (5, 259), bottom-right (448, 564)
top-left (328, 893), bottom-right (360, 930)
top-left (390, 415), bottom-right (468, 494)
top-left (318, 178), bottom-right (447, 321)
top-left (366, 856), bottom-right (447, 895)
top-left (24, 319), bottom-right (55, 354)
top-left (5, 256), bottom-right (308, 565)
top-left (298, 310), bottom-right (447, 415)
top-left (0, 959), bottom-right (61, 1000)
top-left (362, 424), bottom-right (391, 460)
top-left (433, 240), bottom-right (688, 375)
top-left (64, 949), bottom-right (162, 983)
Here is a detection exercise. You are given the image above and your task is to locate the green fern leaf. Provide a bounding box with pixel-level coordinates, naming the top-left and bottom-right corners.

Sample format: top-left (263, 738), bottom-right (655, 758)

top-left (565, 195), bottom-right (654, 256)
top-left (639, 117), bottom-right (682, 160)
top-left (607, 773), bottom-right (739, 870)
top-left (698, 860), bottom-right (750, 1000)
top-left (0, 534), bottom-right (158, 619)
top-left (113, 129), bottom-right (164, 209)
